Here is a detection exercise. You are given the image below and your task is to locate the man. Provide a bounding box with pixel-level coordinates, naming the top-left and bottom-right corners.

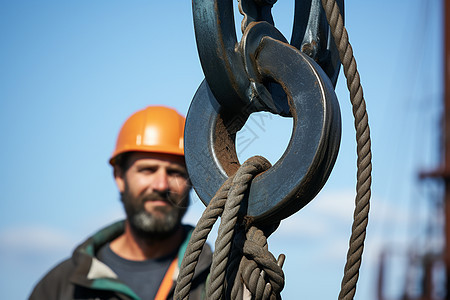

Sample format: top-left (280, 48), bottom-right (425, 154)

top-left (29, 106), bottom-right (212, 300)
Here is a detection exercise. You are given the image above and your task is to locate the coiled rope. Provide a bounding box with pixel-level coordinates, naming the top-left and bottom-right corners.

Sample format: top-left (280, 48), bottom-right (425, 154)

top-left (175, 156), bottom-right (285, 300)
top-left (321, 0), bottom-right (372, 299)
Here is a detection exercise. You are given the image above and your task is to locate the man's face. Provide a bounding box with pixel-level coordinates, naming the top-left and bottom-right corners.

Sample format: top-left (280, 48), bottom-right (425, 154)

top-left (115, 152), bottom-right (190, 240)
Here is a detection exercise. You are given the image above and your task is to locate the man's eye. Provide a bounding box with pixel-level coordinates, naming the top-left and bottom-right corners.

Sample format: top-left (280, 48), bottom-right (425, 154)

top-left (139, 167), bottom-right (157, 174)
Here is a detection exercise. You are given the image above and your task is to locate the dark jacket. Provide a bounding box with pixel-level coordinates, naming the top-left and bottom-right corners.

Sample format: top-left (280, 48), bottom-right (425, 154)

top-left (29, 221), bottom-right (212, 300)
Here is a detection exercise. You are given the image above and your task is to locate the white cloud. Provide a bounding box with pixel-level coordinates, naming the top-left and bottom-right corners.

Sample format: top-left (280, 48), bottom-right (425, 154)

top-left (279, 187), bottom-right (428, 242)
top-left (273, 189), bottom-right (356, 240)
top-left (270, 187), bottom-right (436, 272)
top-left (0, 225), bottom-right (75, 255)
top-left (276, 211), bottom-right (329, 238)
top-left (310, 189), bottom-right (357, 222)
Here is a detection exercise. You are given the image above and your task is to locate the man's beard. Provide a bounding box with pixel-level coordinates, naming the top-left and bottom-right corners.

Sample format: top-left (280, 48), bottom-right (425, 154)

top-left (121, 186), bottom-right (189, 241)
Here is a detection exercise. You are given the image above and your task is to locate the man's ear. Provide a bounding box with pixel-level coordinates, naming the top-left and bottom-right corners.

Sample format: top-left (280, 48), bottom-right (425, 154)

top-left (114, 166), bottom-right (125, 193)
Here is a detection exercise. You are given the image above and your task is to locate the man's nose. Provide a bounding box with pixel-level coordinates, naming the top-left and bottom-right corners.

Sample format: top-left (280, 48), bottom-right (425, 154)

top-left (152, 169), bottom-right (170, 192)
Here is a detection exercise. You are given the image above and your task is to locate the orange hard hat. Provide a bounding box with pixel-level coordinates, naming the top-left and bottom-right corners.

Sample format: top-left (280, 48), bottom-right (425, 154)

top-left (109, 106), bottom-right (185, 166)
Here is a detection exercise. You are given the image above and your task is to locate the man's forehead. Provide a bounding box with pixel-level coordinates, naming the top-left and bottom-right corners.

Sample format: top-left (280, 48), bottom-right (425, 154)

top-left (128, 152), bottom-right (186, 168)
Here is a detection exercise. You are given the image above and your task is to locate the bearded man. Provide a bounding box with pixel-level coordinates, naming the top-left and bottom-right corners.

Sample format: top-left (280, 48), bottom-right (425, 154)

top-left (29, 106), bottom-right (212, 300)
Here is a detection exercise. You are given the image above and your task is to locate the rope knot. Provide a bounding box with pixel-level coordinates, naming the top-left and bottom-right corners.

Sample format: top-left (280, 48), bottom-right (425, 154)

top-left (174, 156), bottom-right (287, 300)
top-left (229, 226), bottom-right (285, 300)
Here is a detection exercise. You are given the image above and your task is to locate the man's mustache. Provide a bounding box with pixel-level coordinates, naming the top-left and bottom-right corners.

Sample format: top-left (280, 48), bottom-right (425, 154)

top-left (141, 192), bottom-right (177, 205)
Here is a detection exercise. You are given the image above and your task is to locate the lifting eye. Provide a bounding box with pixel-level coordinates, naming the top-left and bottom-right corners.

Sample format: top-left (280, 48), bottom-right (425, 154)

top-left (184, 38), bottom-right (341, 224)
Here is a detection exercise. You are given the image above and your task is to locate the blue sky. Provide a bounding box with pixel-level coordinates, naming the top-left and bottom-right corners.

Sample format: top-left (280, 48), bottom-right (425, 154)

top-left (0, 1), bottom-right (443, 299)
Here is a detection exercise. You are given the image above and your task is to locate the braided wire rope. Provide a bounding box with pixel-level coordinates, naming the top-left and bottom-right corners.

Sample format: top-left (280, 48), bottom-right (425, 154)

top-left (320, 1), bottom-right (372, 299)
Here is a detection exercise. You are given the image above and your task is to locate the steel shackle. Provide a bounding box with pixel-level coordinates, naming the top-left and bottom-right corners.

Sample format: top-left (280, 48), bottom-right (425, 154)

top-left (192, 0), bottom-right (344, 115)
top-left (185, 33), bottom-right (341, 224)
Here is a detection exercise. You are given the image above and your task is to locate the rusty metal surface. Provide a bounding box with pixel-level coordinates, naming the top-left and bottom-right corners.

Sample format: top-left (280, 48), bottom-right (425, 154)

top-left (186, 0), bottom-right (343, 224)
top-left (192, 0), bottom-right (250, 115)
top-left (192, 0), bottom-right (344, 115)
top-left (291, 0), bottom-right (344, 86)
top-left (185, 41), bottom-right (341, 224)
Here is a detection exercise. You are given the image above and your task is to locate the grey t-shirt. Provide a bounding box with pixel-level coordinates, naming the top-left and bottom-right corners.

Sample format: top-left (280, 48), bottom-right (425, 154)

top-left (97, 243), bottom-right (177, 300)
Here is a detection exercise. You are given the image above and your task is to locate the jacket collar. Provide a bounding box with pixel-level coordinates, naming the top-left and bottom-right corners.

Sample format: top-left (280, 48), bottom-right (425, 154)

top-left (68, 220), bottom-right (211, 299)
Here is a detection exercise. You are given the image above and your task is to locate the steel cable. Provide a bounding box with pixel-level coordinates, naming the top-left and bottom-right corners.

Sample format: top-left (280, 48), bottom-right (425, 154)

top-left (320, 0), bottom-right (372, 299)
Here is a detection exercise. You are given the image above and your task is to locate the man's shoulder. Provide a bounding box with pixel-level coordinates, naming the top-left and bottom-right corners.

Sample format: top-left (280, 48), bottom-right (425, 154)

top-left (29, 258), bottom-right (75, 299)
top-left (29, 221), bottom-right (126, 299)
